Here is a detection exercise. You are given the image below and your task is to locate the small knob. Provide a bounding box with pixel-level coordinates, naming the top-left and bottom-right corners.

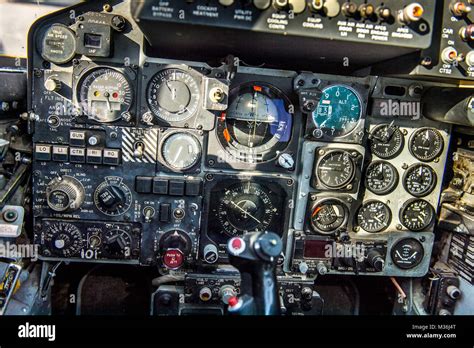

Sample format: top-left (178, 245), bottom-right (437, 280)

top-left (199, 287), bottom-right (213, 302)
top-left (96, 185), bottom-right (127, 212)
top-left (301, 287), bottom-right (313, 301)
top-left (441, 47), bottom-right (458, 64)
top-left (219, 285), bottom-right (237, 304)
top-left (299, 261), bottom-right (309, 274)
top-left (289, 0), bottom-right (307, 14)
top-left (219, 0), bottom-right (235, 6)
top-left (377, 6), bottom-right (392, 21)
top-left (342, 1), bottom-right (358, 17)
top-left (466, 51), bottom-right (474, 67)
top-left (451, 2), bottom-right (472, 16)
top-left (273, 0), bottom-right (289, 10)
top-left (203, 244), bottom-right (219, 264)
top-left (316, 262), bottom-right (328, 275)
top-left (359, 3), bottom-right (375, 18)
top-left (366, 249), bottom-right (385, 272)
top-left (459, 25), bottom-right (474, 41)
top-left (46, 176), bottom-right (85, 212)
top-left (446, 285), bottom-right (461, 300)
top-left (253, 0), bottom-right (271, 10)
top-left (44, 78), bottom-right (62, 92)
top-left (398, 3), bottom-right (424, 23)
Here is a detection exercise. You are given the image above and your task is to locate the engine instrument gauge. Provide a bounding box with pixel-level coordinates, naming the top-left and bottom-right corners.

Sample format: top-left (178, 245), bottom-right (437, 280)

top-left (45, 222), bottom-right (83, 257)
top-left (400, 199), bottom-right (434, 231)
top-left (216, 182), bottom-right (278, 236)
top-left (369, 123), bottom-right (404, 159)
top-left (40, 24), bottom-right (77, 64)
top-left (77, 68), bottom-right (133, 123)
top-left (312, 85), bottom-right (362, 137)
top-left (403, 164), bottom-right (437, 197)
top-left (391, 238), bottom-right (424, 269)
top-left (147, 68), bottom-right (201, 122)
top-left (161, 132), bottom-right (202, 170)
top-left (310, 199), bottom-right (348, 234)
top-left (94, 177), bottom-right (133, 216)
top-left (365, 161), bottom-right (399, 195)
top-left (217, 82), bottom-right (293, 163)
top-left (409, 128), bottom-right (444, 162)
top-left (357, 200), bottom-right (391, 233)
top-left (316, 150), bottom-right (355, 189)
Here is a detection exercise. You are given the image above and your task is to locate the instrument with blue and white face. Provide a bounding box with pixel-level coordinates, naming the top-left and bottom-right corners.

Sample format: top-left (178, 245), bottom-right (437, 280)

top-left (312, 85), bottom-right (362, 137)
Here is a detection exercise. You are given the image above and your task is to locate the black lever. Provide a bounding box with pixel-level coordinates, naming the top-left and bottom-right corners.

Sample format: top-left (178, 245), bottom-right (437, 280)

top-left (226, 231), bottom-right (282, 315)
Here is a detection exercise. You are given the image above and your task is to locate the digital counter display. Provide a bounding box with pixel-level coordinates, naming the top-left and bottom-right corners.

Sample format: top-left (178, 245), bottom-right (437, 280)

top-left (303, 240), bottom-right (332, 259)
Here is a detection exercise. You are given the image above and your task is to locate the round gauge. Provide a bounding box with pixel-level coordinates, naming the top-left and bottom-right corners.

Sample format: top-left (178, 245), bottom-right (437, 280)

top-left (147, 68), bottom-right (200, 122)
top-left (316, 150), bottom-right (355, 189)
top-left (94, 177), bottom-right (133, 216)
top-left (104, 229), bottom-right (132, 258)
top-left (217, 82), bottom-right (293, 163)
top-left (403, 164), bottom-right (437, 197)
top-left (40, 24), bottom-right (77, 64)
top-left (391, 238), bottom-right (424, 270)
top-left (409, 128), bottom-right (444, 162)
top-left (369, 124), bottom-right (404, 159)
top-left (77, 68), bottom-right (133, 123)
top-left (400, 199), bottom-right (434, 231)
top-left (365, 161), bottom-right (399, 195)
top-left (357, 200), bottom-right (391, 233)
top-left (312, 85), bottom-right (362, 137)
top-left (217, 182), bottom-right (278, 236)
top-left (161, 132), bottom-right (202, 170)
top-left (45, 222), bottom-right (83, 257)
top-left (310, 199), bottom-right (347, 234)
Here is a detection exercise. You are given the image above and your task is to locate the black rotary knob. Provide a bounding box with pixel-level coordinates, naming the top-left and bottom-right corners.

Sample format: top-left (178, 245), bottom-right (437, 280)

top-left (366, 249), bottom-right (385, 272)
top-left (97, 185), bottom-right (126, 211)
top-left (46, 176), bottom-right (85, 212)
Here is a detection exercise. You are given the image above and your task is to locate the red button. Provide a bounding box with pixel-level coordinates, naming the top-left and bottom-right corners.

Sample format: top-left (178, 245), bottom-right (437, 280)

top-left (163, 249), bottom-right (184, 269)
top-left (228, 296), bottom-right (239, 307)
top-left (231, 238), bottom-right (242, 250)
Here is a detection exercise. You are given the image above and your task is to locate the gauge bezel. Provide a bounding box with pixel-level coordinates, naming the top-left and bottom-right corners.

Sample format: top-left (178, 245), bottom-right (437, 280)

top-left (402, 163), bottom-right (437, 197)
top-left (409, 127), bottom-right (445, 162)
top-left (390, 238), bottom-right (425, 270)
top-left (307, 198), bottom-right (349, 235)
top-left (399, 198), bottom-right (435, 231)
top-left (157, 129), bottom-right (203, 174)
top-left (369, 123), bottom-right (405, 160)
top-left (158, 131), bottom-right (202, 172)
top-left (313, 149), bottom-right (361, 191)
top-left (356, 200), bottom-right (392, 233)
top-left (365, 160), bottom-right (399, 195)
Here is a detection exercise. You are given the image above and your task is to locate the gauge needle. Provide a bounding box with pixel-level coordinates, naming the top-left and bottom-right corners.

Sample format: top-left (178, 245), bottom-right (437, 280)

top-left (230, 201), bottom-right (261, 224)
top-left (104, 94), bottom-right (112, 111)
top-left (174, 146), bottom-right (183, 163)
top-left (410, 252), bottom-right (418, 259)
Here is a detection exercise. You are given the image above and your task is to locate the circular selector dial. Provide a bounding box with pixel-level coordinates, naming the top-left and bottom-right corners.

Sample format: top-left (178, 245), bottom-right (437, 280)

top-left (147, 68), bottom-right (201, 122)
top-left (217, 83), bottom-right (293, 163)
top-left (161, 132), bottom-right (202, 170)
top-left (403, 164), bottom-right (437, 197)
top-left (410, 128), bottom-right (444, 162)
top-left (40, 24), bottom-right (77, 64)
top-left (46, 176), bottom-right (85, 212)
top-left (45, 222), bottom-right (83, 257)
top-left (357, 200), bottom-right (391, 233)
top-left (369, 124), bottom-right (404, 159)
top-left (365, 161), bottom-right (399, 195)
top-left (400, 199), bottom-right (434, 231)
top-left (77, 68), bottom-right (133, 123)
top-left (312, 85), bottom-right (362, 137)
top-left (316, 150), bottom-right (355, 189)
top-left (104, 229), bottom-right (132, 258)
top-left (310, 199), bottom-right (348, 234)
top-left (217, 182), bottom-right (277, 236)
top-left (391, 238), bottom-right (424, 270)
top-left (94, 177), bottom-right (132, 216)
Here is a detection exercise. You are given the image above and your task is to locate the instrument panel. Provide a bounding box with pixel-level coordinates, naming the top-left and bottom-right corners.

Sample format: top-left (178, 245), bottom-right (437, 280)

top-left (26, 0), bottom-right (455, 314)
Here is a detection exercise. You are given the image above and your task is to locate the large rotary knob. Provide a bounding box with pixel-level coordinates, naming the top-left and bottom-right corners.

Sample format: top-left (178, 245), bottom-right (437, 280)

top-left (159, 230), bottom-right (192, 270)
top-left (46, 176), bottom-right (85, 212)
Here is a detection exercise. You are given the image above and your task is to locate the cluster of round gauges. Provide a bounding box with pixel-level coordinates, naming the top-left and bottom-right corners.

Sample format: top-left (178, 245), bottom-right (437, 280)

top-left (312, 85), bottom-right (362, 138)
top-left (146, 68), bottom-right (201, 122)
top-left (77, 67), bottom-right (133, 123)
top-left (315, 150), bottom-right (356, 189)
top-left (160, 132), bottom-right (202, 171)
top-left (309, 199), bottom-right (348, 234)
top-left (213, 182), bottom-right (279, 237)
top-left (216, 82), bottom-right (293, 163)
top-left (390, 238), bottom-right (425, 270)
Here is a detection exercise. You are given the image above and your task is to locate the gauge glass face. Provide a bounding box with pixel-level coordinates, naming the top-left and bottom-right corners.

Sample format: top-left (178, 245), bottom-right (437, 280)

top-left (400, 199), bottom-right (434, 231)
top-left (217, 83), bottom-right (293, 163)
top-left (310, 200), bottom-right (347, 234)
top-left (391, 238), bottom-right (424, 269)
top-left (316, 150), bottom-right (355, 189)
top-left (312, 85), bottom-right (362, 137)
top-left (147, 69), bottom-right (200, 122)
top-left (45, 222), bottom-right (83, 257)
top-left (366, 161), bottom-right (399, 195)
top-left (161, 132), bottom-right (202, 170)
top-left (41, 24), bottom-right (77, 64)
top-left (78, 68), bottom-right (133, 123)
top-left (216, 182), bottom-right (278, 236)
top-left (410, 128), bottom-right (444, 161)
top-left (403, 164), bottom-right (437, 197)
top-left (357, 201), bottom-right (391, 233)
top-left (369, 124), bottom-right (404, 159)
